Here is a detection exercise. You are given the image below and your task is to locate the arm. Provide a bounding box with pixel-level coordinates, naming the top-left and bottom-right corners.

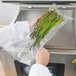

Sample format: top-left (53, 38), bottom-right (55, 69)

top-left (29, 48), bottom-right (52, 76)
top-left (0, 16), bottom-right (40, 47)
top-left (0, 25), bottom-right (14, 47)
top-left (29, 64), bottom-right (52, 76)
top-left (0, 17), bottom-right (40, 63)
top-left (0, 21), bottom-right (30, 48)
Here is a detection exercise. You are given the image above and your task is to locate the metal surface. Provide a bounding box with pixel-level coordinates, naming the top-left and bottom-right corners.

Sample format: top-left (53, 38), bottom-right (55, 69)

top-left (72, 10), bottom-right (76, 48)
top-left (15, 4), bottom-right (76, 52)
top-left (2, 0), bottom-right (76, 5)
top-left (50, 54), bottom-right (76, 76)
top-left (17, 5), bottom-right (76, 76)
top-left (19, 4), bottom-right (76, 10)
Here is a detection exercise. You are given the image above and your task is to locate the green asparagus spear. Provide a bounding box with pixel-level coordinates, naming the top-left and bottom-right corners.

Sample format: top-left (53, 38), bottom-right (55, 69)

top-left (30, 9), bottom-right (64, 48)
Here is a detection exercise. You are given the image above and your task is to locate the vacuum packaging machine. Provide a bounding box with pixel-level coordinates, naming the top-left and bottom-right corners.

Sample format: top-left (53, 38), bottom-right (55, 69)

top-left (2, 0), bottom-right (76, 76)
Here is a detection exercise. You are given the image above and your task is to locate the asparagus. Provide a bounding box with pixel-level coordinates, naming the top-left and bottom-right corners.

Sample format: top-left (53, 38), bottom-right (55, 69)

top-left (30, 11), bottom-right (51, 38)
top-left (30, 9), bottom-right (64, 48)
top-left (30, 10), bottom-right (57, 39)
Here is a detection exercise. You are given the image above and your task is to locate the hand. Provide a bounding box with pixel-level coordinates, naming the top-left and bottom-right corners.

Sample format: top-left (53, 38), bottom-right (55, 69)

top-left (35, 47), bottom-right (50, 66)
top-left (29, 16), bottom-right (40, 27)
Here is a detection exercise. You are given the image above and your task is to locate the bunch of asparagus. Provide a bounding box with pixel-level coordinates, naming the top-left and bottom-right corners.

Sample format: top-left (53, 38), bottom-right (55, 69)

top-left (30, 9), bottom-right (64, 48)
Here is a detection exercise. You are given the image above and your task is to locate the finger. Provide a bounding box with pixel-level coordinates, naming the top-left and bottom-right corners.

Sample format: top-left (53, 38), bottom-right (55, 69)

top-left (30, 16), bottom-right (41, 27)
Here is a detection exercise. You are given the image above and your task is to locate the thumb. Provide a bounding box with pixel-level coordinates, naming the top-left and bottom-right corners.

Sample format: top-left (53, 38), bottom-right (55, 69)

top-left (30, 16), bottom-right (40, 27)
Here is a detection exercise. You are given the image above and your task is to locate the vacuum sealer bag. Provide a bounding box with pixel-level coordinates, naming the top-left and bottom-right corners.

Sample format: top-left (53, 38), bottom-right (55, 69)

top-left (30, 8), bottom-right (73, 49)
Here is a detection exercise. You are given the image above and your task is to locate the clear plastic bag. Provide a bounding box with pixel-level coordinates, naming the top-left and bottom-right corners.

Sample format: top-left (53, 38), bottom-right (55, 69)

top-left (30, 7), bottom-right (73, 48)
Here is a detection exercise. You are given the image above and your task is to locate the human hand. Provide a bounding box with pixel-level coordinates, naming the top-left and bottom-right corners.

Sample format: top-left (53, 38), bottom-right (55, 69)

top-left (35, 47), bottom-right (50, 66)
top-left (29, 16), bottom-right (40, 27)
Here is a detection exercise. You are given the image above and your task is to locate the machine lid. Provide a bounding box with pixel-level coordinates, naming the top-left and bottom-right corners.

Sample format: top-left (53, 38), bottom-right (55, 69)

top-left (3, 0), bottom-right (76, 4)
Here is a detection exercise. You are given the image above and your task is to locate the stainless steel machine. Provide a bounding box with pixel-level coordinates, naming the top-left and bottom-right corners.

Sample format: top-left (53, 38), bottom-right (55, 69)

top-left (2, 0), bottom-right (76, 76)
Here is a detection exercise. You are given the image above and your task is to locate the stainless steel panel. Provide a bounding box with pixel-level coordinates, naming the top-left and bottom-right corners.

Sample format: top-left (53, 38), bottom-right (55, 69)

top-left (50, 54), bottom-right (76, 76)
top-left (16, 8), bottom-right (75, 49)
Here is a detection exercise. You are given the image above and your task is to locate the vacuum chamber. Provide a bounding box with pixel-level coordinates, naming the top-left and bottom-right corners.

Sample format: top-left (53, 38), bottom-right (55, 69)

top-left (16, 3), bottom-right (76, 76)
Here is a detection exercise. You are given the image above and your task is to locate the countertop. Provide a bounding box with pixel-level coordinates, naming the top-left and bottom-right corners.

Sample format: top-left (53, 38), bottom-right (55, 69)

top-left (0, 49), bottom-right (17, 76)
